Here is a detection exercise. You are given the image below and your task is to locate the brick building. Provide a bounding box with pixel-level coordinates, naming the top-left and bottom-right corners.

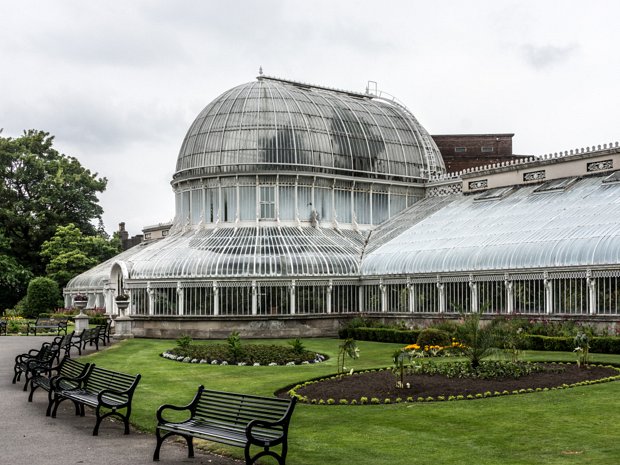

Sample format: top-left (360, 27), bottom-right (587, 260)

top-left (431, 133), bottom-right (523, 173)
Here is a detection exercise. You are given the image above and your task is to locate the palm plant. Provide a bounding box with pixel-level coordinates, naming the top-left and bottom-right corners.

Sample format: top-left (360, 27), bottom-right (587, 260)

top-left (337, 338), bottom-right (359, 374)
top-left (455, 311), bottom-right (497, 370)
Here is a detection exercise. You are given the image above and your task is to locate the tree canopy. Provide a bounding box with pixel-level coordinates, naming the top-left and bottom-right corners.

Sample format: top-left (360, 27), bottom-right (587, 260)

top-left (0, 230), bottom-right (33, 311)
top-left (0, 130), bottom-right (109, 309)
top-left (40, 223), bottom-right (121, 289)
top-left (0, 130), bottom-right (107, 272)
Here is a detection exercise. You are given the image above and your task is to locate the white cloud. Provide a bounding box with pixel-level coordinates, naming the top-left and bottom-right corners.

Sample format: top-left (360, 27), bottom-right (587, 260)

top-left (0, 0), bottom-right (618, 235)
top-left (520, 43), bottom-right (578, 69)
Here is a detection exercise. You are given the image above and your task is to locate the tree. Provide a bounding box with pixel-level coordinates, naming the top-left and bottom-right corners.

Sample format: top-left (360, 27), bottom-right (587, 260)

top-left (25, 277), bottom-right (61, 318)
top-left (40, 223), bottom-right (120, 288)
top-left (0, 130), bottom-right (107, 278)
top-left (0, 230), bottom-right (33, 311)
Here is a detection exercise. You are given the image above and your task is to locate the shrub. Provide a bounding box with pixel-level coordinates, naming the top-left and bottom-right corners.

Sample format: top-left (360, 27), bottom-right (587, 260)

top-left (339, 326), bottom-right (420, 344)
top-left (288, 337), bottom-right (306, 355)
top-left (177, 335), bottom-right (193, 350)
top-left (167, 342), bottom-right (320, 365)
top-left (455, 312), bottom-right (498, 369)
top-left (416, 328), bottom-right (451, 347)
top-left (227, 331), bottom-right (243, 363)
top-left (24, 277), bottom-right (61, 318)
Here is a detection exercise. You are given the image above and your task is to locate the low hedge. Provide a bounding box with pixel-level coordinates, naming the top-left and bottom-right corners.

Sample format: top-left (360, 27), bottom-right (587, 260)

top-left (338, 327), bottom-right (420, 344)
top-left (340, 328), bottom-right (620, 354)
top-left (505, 335), bottom-right (620, 354)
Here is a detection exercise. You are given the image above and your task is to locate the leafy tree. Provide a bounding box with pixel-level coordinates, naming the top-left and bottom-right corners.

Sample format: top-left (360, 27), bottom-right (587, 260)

top-left (24, 276), bottom-right (61, 318)
top-left (40, 223), bottom-right (120, 288)
top-left (0, 230), bottom-right (33, 310)
top-left (0, 130), bottom-right (107, 278)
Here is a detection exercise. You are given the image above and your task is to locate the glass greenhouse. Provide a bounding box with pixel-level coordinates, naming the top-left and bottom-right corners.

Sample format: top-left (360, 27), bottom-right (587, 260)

top-left (65, 75), bottom-right (620, 335)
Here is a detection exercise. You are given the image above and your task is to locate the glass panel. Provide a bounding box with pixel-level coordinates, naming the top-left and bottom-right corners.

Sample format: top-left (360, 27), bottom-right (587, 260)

top-left (297, 187), bottom-right (313, 222)
top-left (191, 189), bottom-right (203, 224)
top-left (315, 187), bottom-right (332, 222)
top-left (239, 186), bottom-right (256, 220)
top-left (354, 191), bottom-right (370, 224)
top-left (334, 189), bottom-right (352, 223)
top-left (222, 187), bottom-right (237, 222)
top-left (279, 186), bottom-right (295, 220)
top-left (260, 186), bottom-right (276, 220)
top-left (372, 192), bottom-right (389, 225)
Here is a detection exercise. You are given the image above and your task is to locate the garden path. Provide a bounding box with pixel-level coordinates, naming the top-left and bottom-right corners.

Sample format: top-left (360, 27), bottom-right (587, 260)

top-left (0, 335), bottom-right (241, 465)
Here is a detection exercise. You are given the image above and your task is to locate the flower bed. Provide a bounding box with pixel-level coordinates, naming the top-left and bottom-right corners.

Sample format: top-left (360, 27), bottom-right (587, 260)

top-left (284, 363), bottom-right (620, 405)
top-left (161, 343), bottom-right (326, 366)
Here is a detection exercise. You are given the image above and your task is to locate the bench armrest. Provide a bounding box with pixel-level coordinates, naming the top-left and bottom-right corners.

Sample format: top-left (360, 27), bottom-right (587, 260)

top-left (51, 370), bottom-right (91, 391)
top-left (26, 358), bottom-right (53, 372)
top-left (97, 388), bottom-right (132, 408)
top-left (156, 384), bottom-right (204, 424)
top-left (155, 403), bottom-right (194, 423)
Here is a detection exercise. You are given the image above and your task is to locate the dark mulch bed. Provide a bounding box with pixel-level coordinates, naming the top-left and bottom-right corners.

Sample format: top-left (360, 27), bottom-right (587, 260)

top-left (285, 363), bottom-right (619, 402)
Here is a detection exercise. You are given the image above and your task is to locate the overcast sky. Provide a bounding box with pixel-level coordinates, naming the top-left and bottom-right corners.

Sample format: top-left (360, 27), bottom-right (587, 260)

top-left (1, 1), bottom-right (618, 236)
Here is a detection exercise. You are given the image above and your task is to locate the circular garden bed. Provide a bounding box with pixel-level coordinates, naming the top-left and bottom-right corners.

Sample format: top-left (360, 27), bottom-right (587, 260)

top-left (282, 363), bottom-right (620, 404)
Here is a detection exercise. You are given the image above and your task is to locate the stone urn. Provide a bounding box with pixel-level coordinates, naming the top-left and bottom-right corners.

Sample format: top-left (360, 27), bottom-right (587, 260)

top-left (115, 299), bottom-right (130, 316)
top-left (73, 296), bottom-right (88, 315)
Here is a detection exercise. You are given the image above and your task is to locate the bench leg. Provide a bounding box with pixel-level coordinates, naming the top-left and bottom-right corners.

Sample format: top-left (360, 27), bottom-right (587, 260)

top-left (245, 446), bottom-right (287, 465)
top-left (46, 390), bottom-right (55, 416)
top-left (153, 430), bottom-right (193, 461)
top-left (28, 380), bottom-right (38, 402)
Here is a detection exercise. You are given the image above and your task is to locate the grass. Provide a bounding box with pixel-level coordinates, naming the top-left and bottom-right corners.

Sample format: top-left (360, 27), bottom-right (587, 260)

top-left (80, 338), bottom-right (620, 465)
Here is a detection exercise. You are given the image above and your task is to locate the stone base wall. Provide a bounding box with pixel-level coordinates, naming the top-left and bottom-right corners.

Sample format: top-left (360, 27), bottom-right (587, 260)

top-left (127, 313), bottom-right (619, 339)
top-left (130, 314), bottom-right (346, 339)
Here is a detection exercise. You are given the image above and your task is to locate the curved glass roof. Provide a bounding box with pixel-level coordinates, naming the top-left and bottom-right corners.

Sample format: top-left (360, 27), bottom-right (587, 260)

top-left (127, 226), bottom-right (365, 279)
top-left (66, 242), bottom-right (152, 291)
top-left (66, 226), bottom-right (366, 290)
top-left (174, 76), bottom-right (444, 183)
top-left (362, 176), bottom-right (620, 275)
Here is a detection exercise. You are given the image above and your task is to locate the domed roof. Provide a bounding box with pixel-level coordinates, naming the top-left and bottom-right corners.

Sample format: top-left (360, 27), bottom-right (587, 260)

top-left (174, 76), bottom-right (444, 184)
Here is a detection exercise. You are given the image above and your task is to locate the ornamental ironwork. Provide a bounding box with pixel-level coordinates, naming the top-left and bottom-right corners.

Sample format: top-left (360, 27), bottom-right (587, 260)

top-left (468, 179), bottom-right (488, 190)
top-left (523, 170), bottom-right (546, 182)
top-left (587, 159), bottom-right (613, 172)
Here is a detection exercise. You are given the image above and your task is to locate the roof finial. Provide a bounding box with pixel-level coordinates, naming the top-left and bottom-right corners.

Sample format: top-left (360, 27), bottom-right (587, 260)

top-left (258, 66), bottom-right (263, 76)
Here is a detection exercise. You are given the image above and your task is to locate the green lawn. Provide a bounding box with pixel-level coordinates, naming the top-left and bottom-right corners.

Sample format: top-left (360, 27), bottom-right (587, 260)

top-left (80, 339), bottom-right (620, 465)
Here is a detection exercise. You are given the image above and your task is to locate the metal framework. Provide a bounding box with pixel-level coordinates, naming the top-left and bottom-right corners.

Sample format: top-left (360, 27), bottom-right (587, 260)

top-left (63, 76), bottom-right (620, 322)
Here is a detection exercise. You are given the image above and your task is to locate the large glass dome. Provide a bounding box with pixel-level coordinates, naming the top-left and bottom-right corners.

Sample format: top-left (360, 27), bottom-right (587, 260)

top-left (174, 75), bottom-right (444, 184)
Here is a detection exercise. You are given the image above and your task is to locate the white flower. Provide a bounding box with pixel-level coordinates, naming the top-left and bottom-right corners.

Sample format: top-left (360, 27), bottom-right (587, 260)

top-left (268, 362), bottom-right (278, 366)
top-left (182, 357), bottom-right (191, 363)
top-left (221, 361), bottom-right (228, 365)
top-left (211, 360), bottom-right (219, 365)
top-left (301, 361), bottom-right (310, 364)
top-left (176, 356), bottom-right (185, 361)
top-left (286, 361), bottom-right (296, 366)
top-left (199, 359), bottom-right (208, 364)
top-left (237, 362), bottom-right (246, 366)
top-left (191, 358), bottom-right (199, 363)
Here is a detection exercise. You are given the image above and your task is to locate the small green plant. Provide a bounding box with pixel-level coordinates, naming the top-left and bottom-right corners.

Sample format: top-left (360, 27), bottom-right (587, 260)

top-left (338, 338), bottom-right (360, 374)
top-left (227, 331), bottom-right (243, 363)
top-left (455, 310), bottom-right (498, 369)
top-left (392, 348), bottom-right (412, 388)
top-left (176, 334), bottom-right (192, 350)
top-left (288, 337), bottom-right (305, 355)
top-left (574, 331), bottom-right (590, 368)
